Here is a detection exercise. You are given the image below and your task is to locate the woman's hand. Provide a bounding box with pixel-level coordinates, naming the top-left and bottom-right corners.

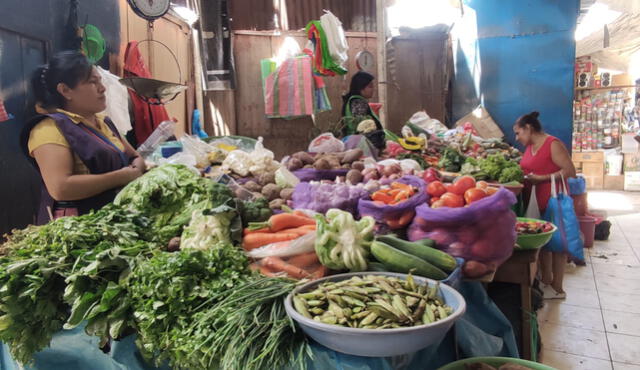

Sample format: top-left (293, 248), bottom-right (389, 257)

top-left (525, 174), bottom-right (548, 185)
top-left (131, 156), bottom-right (146, 172)
top-left (118, 165), bottom-right (144, 184)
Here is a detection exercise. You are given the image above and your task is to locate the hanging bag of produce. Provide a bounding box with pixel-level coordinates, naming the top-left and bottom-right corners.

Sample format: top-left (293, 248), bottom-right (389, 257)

top-left (358, 175), bottom-right (428, 231)
top-left (542, 175), bottom-right (585, 264)
top-left (408, 187), bottom-right (517, 277)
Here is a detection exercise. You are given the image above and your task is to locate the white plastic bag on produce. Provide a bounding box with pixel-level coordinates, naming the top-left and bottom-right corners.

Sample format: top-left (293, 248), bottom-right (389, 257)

top-left (275, 167), bottom-right (300, 188)
top-left (249, 137), bottom-right (280, 176)
top-left (247, 232), bottom-right (316, 259)
top-left (399, 159), bottom-right (422, 172)
top-left (222, 150), bottom-right (252, 176)
top-left (409, 111), bottom-right (448, 135)
top-left (180, 135), bottom-right (215, 168)
top-left (308, 133), bottom-right (345, 153)
top-left (320, 11), bottom-right (348, 67)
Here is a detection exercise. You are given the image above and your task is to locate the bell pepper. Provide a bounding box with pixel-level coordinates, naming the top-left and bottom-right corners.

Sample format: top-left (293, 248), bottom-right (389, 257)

top-left (423, 168), bottom-right (441, 183)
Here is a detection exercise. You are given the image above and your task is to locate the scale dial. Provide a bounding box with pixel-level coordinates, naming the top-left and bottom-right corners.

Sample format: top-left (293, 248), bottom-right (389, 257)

top-left (356, 50), bottom-right (375, 72)
top-left (127, 0), bottom-right (170, 21)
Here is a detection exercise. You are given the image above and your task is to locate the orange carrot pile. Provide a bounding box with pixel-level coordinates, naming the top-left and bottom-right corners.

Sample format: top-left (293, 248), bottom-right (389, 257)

top-left (244, 212), bottom-right (327, 280)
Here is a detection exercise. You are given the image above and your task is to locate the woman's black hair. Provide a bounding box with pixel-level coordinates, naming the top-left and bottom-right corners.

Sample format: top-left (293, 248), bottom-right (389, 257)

top-left (515, 111), bottom-right (542, 132)
top-left (31, 51), bottom-right (93, 110)
top-left (341, 71), bottom-right (375, 116)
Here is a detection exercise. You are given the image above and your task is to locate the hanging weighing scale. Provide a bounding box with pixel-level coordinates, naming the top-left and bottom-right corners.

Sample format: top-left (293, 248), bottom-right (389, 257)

top-left (355, 29), bottom-right (375, 72)
top-left (122, 0), bottom-right (187, 105)
top-left (127, 0), bottom-right (170, 22)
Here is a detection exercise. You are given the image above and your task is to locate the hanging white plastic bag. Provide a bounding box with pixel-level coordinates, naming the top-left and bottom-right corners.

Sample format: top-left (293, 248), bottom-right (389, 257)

top-left (308, 133), bottom-right (345, 153)
top-left (97, 67), bottom-right (132, 136)
top-left (525, 185), bottom-right (541, 219)
top-left (320, 11), bottom-right (349, 67)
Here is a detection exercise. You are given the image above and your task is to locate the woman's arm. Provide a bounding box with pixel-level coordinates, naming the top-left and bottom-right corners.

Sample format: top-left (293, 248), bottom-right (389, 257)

top-left (120, 137), bottom-right (146, 171)
top-left (33, 144), bottom-right (143, 201)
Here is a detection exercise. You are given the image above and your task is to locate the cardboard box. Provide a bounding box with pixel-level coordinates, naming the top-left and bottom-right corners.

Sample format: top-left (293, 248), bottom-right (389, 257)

top-left (455, 106), bottom-right (504, 139)
top-left (573, 151), bottom-right (604, 163)
top-left (624, 153), bottom-right (640, 172)
top-left (604, 175), bottom-right (625, 191)
top-left (582, 162), bottom-right (604, 189)
top-left (625, 171), bottom-right (640, 191)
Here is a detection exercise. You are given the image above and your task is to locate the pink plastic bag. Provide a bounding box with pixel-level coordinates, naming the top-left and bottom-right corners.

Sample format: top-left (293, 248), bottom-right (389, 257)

top-left (407, 187), bottom-right (517, 265)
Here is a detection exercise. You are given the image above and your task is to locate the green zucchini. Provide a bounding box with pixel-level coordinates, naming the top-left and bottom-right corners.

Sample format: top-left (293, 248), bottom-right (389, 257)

top-left (376, 235), bottom-right (457, 272)
top-left (367, 262), bottom-right (387, 272)
top-left (371, 241), bottom-right (447, 280)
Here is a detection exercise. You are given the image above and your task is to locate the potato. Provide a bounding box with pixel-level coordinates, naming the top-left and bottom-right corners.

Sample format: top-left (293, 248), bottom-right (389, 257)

top-left (280, 188), bottom-right (294, 200)
top-left (286, 157), bottom-right (303, 171)
top-left (314, 158), bottom-right (332, 170)
top-left (167, 237), bottom-right (181, 252)
top-left (303, 164), bottom-right (314, 168)
top-left (351, 161), bottom-right (365, 171)
top-left (340, 149), bottom-right (364, 164)
top-left (341, 163), bottom-right (351, 169)
top-left (292, 151), bottom-right (315, 165)
top-left (243, 180), bottom-right (262, 193)
top-left (269, 198), bottom-right (285, 210)
top-left (252, 192), bottom-right (265, 199)
top-left (261, 183), bottom-right (282, 201)
top-left (257, 172), bottom-right (276, 186)
top-left (346, 169), bottom-right (363, 184)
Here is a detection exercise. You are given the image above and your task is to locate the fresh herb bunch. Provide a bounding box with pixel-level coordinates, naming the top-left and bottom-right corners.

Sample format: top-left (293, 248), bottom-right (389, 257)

top-left (0, 205), bottom-right (156, 364)
top-left (128, 245), bottom-right (250, 368)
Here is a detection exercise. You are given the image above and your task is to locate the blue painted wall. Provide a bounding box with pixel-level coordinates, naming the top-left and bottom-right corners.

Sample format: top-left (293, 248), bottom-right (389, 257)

top-left (452, 0), bottom-right (579, 150)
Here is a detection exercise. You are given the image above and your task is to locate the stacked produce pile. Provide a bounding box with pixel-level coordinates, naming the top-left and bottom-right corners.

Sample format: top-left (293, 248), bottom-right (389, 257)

top-left (0, 127), bottom-right (525, 366)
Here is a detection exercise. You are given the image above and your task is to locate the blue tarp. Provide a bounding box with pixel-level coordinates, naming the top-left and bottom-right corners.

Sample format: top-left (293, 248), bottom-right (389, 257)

top-left (1, 282), bottom-right (518, 370)
top-left (452, 0), bottom-right (580, 150)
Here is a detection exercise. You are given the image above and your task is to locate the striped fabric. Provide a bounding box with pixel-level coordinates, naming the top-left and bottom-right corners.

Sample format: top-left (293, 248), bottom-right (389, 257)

top-left (264, 56), bottom-right (315, 118)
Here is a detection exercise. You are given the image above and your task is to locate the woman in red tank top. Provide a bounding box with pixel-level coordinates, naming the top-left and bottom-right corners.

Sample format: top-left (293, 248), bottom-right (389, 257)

top-left (514, 112), bottom-right (576, 299)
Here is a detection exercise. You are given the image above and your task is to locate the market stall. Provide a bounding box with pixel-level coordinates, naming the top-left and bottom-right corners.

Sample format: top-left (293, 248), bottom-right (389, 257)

top-left (0, 116), bottom-right (557, 369)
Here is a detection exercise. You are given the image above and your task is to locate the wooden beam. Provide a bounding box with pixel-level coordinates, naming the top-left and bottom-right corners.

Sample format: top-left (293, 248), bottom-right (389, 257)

top-left (376, 0), bottom-right (388, 127)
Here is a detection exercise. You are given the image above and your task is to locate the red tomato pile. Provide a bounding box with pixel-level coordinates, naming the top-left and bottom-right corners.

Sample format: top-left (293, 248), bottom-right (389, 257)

top-left (426, 176), bottom-right (498, 208)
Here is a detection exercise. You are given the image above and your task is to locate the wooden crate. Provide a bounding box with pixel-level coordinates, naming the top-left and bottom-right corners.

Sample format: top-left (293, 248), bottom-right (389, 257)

top-left (573, 151), bottom-right (604, 190)
top-left (604, 175), bottom-right (625, 191)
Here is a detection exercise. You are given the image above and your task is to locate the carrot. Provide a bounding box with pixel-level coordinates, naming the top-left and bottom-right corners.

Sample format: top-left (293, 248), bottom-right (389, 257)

top-left (299, 224), bottom-right (317, 230)
top-left (250, 213), bottom-right (316, 232)
top-left (243, 232), bottom-right (300, 250)
top-left (309, 265), bottom-right (328, 280)
top-left (243, 227), bottom-right (270, 236)
top-left (250, 263), bottom-right (277, 277)
top-left (293, 210), bottom-right (311, 218)
top-left (287, 252), bottom-right (320, 269)
top-left (261, 256), bottom-right (309, 279)
top-left (276, 226), bottom-right (315, 237)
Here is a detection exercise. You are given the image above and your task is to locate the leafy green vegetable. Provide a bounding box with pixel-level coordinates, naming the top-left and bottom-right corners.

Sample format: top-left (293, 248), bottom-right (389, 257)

top-left (477, 153), bottom-right (523, 184)
top-left (238, 198), bottom-right (272, 227)
top-left (180, 205), bottom-right (239, 250)
top-left (127, 245), bottom-right (250, 368)
top-left (0, 205), bottom-right (156, 364)
top-left (438, 147), bottom-right (466, 172)
top-left (183, 276), bottom-right (311, 370)
top-left (315, 209), bottom-right (375, 271)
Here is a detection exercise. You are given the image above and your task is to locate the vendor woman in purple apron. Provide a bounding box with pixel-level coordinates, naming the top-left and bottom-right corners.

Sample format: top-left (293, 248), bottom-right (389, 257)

top-left (21, 51), bottom-right (146, 224)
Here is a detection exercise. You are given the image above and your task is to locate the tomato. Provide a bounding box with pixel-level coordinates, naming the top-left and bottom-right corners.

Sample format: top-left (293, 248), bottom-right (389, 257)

top-left (427, 181), bottom-right (447, 197)
top-left (476, 180), bottom-right (489, 190)
top-left (429, 196), bottom-right (441, 206)
top-left (452, 175), bottom-right (476, 195)
top-left (486, 187), bottom-right (499, 195)
top-left (445, 183), bottom-right (456, 193)
top-left (431, 200), bottom-right (446, 208)
top-left (464, 188), bottom-right (488, 204)
top-left (441, 192), bottom-right (464, 208)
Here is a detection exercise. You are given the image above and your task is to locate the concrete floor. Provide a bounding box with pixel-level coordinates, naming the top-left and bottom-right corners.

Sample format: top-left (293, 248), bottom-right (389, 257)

top-left (539, 191), bottom-right (640, 370)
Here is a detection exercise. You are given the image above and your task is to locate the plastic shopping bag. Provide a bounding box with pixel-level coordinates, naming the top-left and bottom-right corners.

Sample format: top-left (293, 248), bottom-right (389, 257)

top-left (543, 176), bottom-right (585, 264)
top-left (525, 185), bottom-right (541, 219)
top-left (308, 133), bottom-right (345, 153)
top-left (247, 232), bottom-right (327, 279)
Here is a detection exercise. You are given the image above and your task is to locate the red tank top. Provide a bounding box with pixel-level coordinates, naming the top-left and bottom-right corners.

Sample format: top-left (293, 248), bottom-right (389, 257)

top-left (519, 135), bottom-right (563, 213)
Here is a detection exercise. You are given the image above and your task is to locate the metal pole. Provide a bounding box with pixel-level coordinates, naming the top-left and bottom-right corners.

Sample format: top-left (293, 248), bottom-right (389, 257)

top-left (376, 0), bottom-right (388, 128)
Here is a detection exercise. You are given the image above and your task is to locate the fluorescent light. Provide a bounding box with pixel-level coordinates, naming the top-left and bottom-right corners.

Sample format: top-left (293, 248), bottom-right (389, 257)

top-left (171, 6), bottom-right (198, 26)
top-left (575, 3), bottom-right (621, 41)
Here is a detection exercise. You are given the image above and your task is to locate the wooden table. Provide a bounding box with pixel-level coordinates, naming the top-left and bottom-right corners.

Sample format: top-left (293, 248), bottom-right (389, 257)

top-left (493, 248), bottom-right (542, 361)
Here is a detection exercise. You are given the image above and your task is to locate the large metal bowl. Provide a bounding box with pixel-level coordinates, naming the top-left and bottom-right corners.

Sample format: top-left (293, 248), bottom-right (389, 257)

top-left (284, 272), bottom-right (466, 357)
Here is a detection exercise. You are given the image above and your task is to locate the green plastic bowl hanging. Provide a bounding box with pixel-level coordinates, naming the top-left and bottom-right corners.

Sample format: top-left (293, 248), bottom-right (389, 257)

top-left (81, 24), bottom-right (106, 63)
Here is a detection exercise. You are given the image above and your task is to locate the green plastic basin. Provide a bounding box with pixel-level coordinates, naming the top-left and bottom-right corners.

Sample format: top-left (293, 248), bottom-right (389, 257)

top-left (438, 356), bottom-right (557, 370)
top-left (515, 217), bottom-right (557, 250)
